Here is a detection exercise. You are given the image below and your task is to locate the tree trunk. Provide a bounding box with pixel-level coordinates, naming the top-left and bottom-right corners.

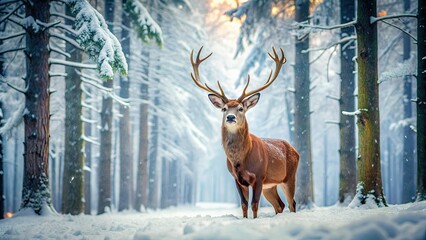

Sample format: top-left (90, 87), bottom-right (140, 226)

top-left (62, 5), bottom-right (84, 215)
top-left (294, 0), bottom-right (314, 208)
top-left (21, 0), bottom-right (54, 214)
top-left (84, 96), bottom-right (92, 215)
top-left (135, 49), bottom-right (150, 211)
top-left (148, 93), bottom-right (160, 209)
top-left (98, 0), bottom-right (115, 214)
top-left (161, 158), bottom-right (169, 208)
top-left (0, 101), bottom-right (4, 219)
top-left (416, 0), bottom-right (426, 201)
top-left (354, 0), bottom-right (386, 206)
top-left (338, 0), bottom-right (356, 204)
top-left (401, 0), bottom-right (415, 203)
top-left (118, 0), bottom-right (133, 211)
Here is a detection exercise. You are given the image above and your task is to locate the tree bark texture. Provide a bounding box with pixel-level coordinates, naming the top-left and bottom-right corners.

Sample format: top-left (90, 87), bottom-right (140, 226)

top-left (62, 5), bottom-right (84, 215)
top-left (401, 0), bottom-right (416, 203)
top-left (21, 0), bottom-right (53, 214)
top-left (0, 101), bottom-right (4, 219)
top-left (417, 0), bottom-right (426, 201)
top-left (294, 0), bottom-right (314, 208)
top-left (135, 49), bottom-right (150, 210)
top-left (118, 0), bottom-right (133, 211)
top-left (98, 0), bottom-right (115, 214)
top-left (355, 0), bottom-right (386, 206)
top-left (338, 0), bottom-right (356, 204)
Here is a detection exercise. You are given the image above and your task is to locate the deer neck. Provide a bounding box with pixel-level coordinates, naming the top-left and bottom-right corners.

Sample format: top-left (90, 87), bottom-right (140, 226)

top-left (222, 120), bottom-right (252, 164)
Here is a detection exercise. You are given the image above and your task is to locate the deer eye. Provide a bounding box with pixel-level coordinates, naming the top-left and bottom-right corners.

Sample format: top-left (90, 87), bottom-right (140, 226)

top-left (238, 107), bottom-right (244, 112)
top-left (221, 107), bottom-right (227, 112)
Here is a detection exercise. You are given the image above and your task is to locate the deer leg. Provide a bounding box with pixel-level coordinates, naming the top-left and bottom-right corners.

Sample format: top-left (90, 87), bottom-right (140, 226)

top-left (235, 180), bottom-right (249, 218)
top-left (281, 181), bottom-right (297, 213)
top-left (263, 186), bottom-right (285, 214)
top-left (251, 180), bottom-right (263, 219)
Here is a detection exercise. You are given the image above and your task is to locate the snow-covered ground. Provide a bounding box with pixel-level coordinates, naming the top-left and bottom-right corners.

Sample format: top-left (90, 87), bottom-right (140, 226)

top-left (1, 202), bottom-right (425, 240)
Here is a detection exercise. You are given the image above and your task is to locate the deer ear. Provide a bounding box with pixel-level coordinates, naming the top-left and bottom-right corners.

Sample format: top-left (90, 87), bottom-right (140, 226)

top-left (243, 93), bottom-right (260, 110)
top-left (208, 94), bottom-right (225, 109)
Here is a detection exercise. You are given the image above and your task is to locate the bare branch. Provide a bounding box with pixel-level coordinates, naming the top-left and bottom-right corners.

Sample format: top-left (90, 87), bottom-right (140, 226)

top-left (370, 14), bottom-right (417, 24)
top-left (49, 58), bottom-right (97, 69)
top-left (0, 31), bottom-right (25, 41)
top-left (326, 95), bottom-right (340, 101)
top-left (0, 0), bottom-right (21, 7)
top-left (0, 47), bottom-right (25, 55)
top-left (0, 77), bottom-right (28, 94)
top-left (381, 20), bottom-right (417, 42)
top-left (0, 3), bottom-right (24, 25)
top-left (295, 20), bottom-right (356, 31)
top-left (304, 36), bottom-right (356, 53)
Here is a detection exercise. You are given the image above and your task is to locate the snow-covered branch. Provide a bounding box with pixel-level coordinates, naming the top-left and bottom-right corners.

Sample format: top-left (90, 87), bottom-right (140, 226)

top-left (48, 44), bottom-right (71, 58)
top-left (49, 58), bottom-right (97, 69)
top-left (55, 23), bottom-right (78, 36)
top-left (326, 95), bottom-right (340, 101)
top-left (66, 0), bottom-right (128, 79)
top-left (50, 11), bottom-right (76, 22)
top-left (81, 115), bottom-right (97, 124)
top-left (124, 0), bottom-right (163, 45)
top-left (295, 20), bottom-right (356, 31)
top-left (0, 93), bottom-right (25, 136)
top-left (36, 19), bottom-right (61, 30)
top-left (342, 109), bottom-right (367, 116)
top-left (49, 71), bottom-right (68, 77)
top-left (81, 134), bottom-right (100, 145)
top-left (50, 32), bottom-right (83, 50)
top-left (325, 120), bottom-right (340, 125)
top-left (370, 13), bottom-right (417, 24)
top-left (81, 101), bottom-right (100, 113)
top-left (303, 36), bottom-right (356, 53)
top-left (0, 0), bottom-right (20, 7)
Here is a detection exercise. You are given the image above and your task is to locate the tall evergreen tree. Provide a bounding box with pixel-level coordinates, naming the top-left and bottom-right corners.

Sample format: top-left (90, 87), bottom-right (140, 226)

top-left (118, 0), bottom-right (133, 212)
top-left (401, 0), bottom-right (415, 203)
top-left (417, 0), bottom-right (426, 201)
top-left (338, 0), bottom-right (356, 204)
top-left (354, 0), bottom-right (386, 206)
top-left (98, 0), bottom-right (115, 215)
top-left (62, 5), bottom-right (84, 215)
top-left (294, 0), bottom-right (314, 208)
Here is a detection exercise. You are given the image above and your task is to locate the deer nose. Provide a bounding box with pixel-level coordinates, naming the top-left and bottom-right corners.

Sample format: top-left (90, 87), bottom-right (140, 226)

top-left (226, 114), bottom-right (236, 123)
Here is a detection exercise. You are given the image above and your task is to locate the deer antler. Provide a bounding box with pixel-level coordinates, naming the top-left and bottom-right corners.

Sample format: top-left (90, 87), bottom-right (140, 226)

top-left (237, 47), bottom-right (286, 102)
top-left (190, 47), bottom-right (228, 102)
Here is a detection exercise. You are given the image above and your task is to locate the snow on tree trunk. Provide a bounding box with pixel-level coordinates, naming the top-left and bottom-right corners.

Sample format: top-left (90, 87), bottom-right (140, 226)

top-left (401, 0), bottom-right (416, 203)
top-left (353, 0), bottom-right (386, 207)
top-left (21, 0), bottom-right (54, 215)
top-left (118, 0), bottom-right (133, 211)
top-left (135, 48), bottom-right (150, 211)
top-left (294, 0), bottom-right (314, 209)
top-left (417, 0), bottom-right (426, 201)
top-left (98, 0), bottom-right (115, 215)
top-left (62, 5), bottom-right (85, 215)
top-left (338, 0), bottom-right (356, 204)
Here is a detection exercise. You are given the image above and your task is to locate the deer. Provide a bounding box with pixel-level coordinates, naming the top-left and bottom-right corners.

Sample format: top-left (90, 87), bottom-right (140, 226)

top-left (189, 47), bottom-right (299, 218)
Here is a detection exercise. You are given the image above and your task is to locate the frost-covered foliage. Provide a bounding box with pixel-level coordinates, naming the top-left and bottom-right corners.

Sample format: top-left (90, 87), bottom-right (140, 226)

top-left (66, 0), bottom-right (128, 79)
top-left (349, 182), bottom-right (387, 208)
top-left (124, 0), bottom-right (163, 45)
top-left (20, 174), bottom-right (53, 215)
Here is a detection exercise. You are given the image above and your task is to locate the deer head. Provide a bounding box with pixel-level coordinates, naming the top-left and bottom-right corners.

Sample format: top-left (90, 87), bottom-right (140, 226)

top-left (189, 47), bottom-right (287, 132)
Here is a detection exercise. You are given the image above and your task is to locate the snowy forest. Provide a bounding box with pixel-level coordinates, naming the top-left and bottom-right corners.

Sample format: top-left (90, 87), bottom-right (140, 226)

top-left (0, 0), bottom-right (425, 239)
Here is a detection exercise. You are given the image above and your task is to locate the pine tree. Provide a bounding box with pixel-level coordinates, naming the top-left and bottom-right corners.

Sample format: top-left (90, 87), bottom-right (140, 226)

top-left (354, 0), bottom-right (386, 206)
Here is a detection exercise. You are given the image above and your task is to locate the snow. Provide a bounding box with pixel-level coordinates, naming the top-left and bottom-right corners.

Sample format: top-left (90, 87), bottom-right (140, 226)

top-left (1, 202), bottom-right (425, 239)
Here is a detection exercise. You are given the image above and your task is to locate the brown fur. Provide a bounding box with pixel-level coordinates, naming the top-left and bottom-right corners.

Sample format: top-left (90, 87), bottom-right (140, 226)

top-left (222, 107), bottom-right (299, 218)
